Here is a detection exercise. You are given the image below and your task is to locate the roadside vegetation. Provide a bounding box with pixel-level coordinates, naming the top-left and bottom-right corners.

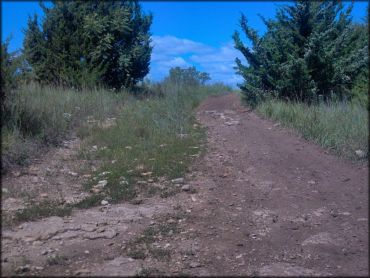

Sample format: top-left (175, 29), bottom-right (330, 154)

top-left (234, 1), bottom-right (368, 159)
top-left (257, 100), bottom-right (368, 159)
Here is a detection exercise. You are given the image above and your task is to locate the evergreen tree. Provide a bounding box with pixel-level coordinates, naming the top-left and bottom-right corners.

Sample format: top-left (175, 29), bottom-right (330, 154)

top-left (24, 0), bottom-right (152, 89)
top-left (233, 0), bottom-right (368, 106)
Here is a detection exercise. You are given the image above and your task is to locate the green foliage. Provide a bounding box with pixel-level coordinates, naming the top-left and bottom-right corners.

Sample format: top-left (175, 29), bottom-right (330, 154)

top-left (164, 66), bottom-right (211, 87)
top-left (234, 0), bottom-right (368, 107)
top-left (257, 100), bottom-right (368, 159)
top-left (23, 1), bottom-right (152, 89)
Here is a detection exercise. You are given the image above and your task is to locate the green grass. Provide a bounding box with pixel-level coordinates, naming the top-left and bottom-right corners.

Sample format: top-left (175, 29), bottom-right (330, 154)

top-left (256, 99), bottom-right (368, 159)
top-left (2, 83), bottom-right (125, 171)
top-left (78, 84), bottom-right (225, 204)
top-left (14, 201), bottom-right (72, 223)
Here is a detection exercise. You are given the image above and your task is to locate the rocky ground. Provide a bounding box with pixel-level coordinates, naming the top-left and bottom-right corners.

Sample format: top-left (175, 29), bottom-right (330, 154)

top-left (1, 93), bottom-right (368, 276)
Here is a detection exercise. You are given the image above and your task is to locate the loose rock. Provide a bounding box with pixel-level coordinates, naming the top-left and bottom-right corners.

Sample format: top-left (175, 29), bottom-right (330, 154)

top-left (172, 178), bottom-right (184, 184)
top-left (181, 184), bottom-right (191, 191)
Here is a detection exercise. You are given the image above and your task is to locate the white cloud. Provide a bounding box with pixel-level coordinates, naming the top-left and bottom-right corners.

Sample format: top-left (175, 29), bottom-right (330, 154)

top-left (150, 35), bottom-right (247, 87)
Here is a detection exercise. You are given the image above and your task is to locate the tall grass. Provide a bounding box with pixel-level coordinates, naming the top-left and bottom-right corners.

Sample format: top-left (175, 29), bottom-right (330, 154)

top-left (2, 83), bottom-right (125, 170)
top-left (256, 100), bottom-right (368, 159)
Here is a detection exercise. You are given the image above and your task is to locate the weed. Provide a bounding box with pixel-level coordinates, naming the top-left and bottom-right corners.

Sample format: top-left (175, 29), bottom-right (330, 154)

top-left (148, 247), bottom-right (171, 261)
top-left (14, 201), bottom-right (72, 223)
top-left (127, 249), bottom-right (147, 260)
top-left (46, 255), bottom-right (69, 266)
top-left (74, 194), bottom-right (103, 209)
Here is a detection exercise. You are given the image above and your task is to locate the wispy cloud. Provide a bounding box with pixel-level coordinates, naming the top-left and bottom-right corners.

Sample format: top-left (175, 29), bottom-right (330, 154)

top-left (150, 35), bottom-right (246, 87)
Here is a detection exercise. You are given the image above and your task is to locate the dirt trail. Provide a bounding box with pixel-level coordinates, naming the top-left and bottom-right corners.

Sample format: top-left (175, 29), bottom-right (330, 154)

top-left (1, 93), bottom-right (368, 276)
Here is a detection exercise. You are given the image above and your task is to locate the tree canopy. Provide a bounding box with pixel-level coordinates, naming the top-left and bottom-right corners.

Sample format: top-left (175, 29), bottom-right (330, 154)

top-left (164, 66), bottom-right (211, 87)
top-left (233, 0), bottom-right (368, 107)
top-left (24, 0), bottom-right (152, 89)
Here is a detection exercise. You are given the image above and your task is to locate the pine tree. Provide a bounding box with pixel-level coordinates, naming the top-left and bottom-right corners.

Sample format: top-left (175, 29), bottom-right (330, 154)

top-left (23, 0), bottom-right (152, 89)
top-left (234, 0), bottom-right (368, 106)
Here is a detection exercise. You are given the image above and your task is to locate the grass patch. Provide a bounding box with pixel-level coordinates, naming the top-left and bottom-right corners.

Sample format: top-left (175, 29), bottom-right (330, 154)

top-left (14, 201), bottom-right (72, 223)
top-left (125, 213), bottom-right (181, 261)
top-left (74, 194), bottom-right (103, 209)
top-left (2, 83), bottom-right (125, 172)
top-left (78, 84), bottom-right (225, 203)
top-left (256, 100), bottom-right (368, 159)
top-left (46, 255), bottom-right (69, 266)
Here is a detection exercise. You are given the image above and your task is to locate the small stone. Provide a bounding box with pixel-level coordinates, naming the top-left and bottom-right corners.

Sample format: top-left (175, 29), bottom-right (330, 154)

top-left (355, 149), bottom-right (366, 158)
top-left (68, 171), bottom-right (78, 177)
top-left (91, 187), bottom-right (102, 194)
top-left (41, 250), bottom-right (48, 255)
top-left (31, 176), bottom-right (39, 183)
top-left (40, 193), bottom-right (48, 198)
top-left (307, 180), bottom-right (316, 185)
top-left (96, 180), bottom-right (108, 188)
top-left (84, 250), bottom-right (90, 254)
top-left (16, 265), bottom-right (30, 273)
top-left (172, 178), bottom-right (184, 184)
top-left (99, 171), bottom-right (111, 176)
top-left (33, 266), bottom-right (44, 271)
top-left (74, 269), bottom-right (90, 275)
top-left (236, 254), bottom-right (243, 259)
top-left (13, 171), bottom-right (21, 177)
top-left (32, 241), bottom-right (42, 246)
top-left (101, 200), bottom-right (109, 206)
top-left (2, 188), bottom-right (9, 194)
top-left (189, 262), bottom-right (201, 268)
top-left (181, 184), bottom-right (191, 191)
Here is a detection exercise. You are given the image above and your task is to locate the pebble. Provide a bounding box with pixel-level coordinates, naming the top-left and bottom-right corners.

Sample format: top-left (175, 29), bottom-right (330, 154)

top-left (355, 149), bottom-right (366, 158)
top-left (181, 184), bottom-right (191, 191)
top-left (68, 171), bottom-right (78, 177)
top-left (16, 265), bottom-right (30, 273)
top-left (189, 262), bottom-right (201, 268)
top-left (31, 176), bottom-right (39, 183)
top-left (84, 250), bottom-right (90, 254)
top-left (74, 269), bottom-right (90, 275)
top-left (96, 180), bottom-right (108, 188)
top-left (2, 188), bottom-right (9, 194)
top-left (172, 178), bottom-right (184, 184)
top-left (101, 200), bottom-right (109, 206)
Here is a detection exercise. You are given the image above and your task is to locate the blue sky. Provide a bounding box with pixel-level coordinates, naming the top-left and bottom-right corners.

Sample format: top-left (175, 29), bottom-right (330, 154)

top-left (2, 1), bottom-right (368, 86)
